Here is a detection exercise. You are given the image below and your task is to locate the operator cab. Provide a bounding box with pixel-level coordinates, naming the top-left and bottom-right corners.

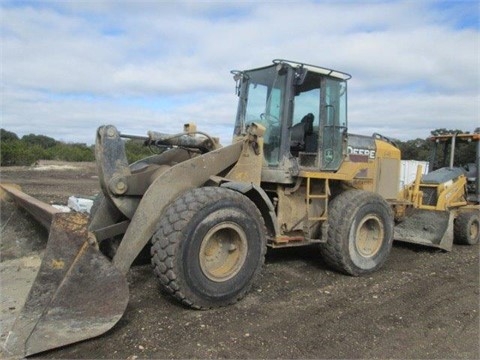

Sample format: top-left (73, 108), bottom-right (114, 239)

top-left (232, 59), bottom-right (351, 183)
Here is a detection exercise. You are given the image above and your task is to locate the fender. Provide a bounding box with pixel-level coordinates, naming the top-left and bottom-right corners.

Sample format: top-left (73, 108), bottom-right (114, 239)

top-left (221, 181), bottom-right (280, 240)
top-left (112, 141), bottom-right (243, 274)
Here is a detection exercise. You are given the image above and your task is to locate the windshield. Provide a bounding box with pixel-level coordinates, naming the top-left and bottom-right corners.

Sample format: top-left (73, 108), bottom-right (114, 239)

top-left (234, 66), bottom-right (287, 166)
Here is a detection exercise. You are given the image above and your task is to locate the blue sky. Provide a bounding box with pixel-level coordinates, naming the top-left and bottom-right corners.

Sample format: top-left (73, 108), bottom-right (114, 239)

top-left (1, 0), bottom-right (479, 145)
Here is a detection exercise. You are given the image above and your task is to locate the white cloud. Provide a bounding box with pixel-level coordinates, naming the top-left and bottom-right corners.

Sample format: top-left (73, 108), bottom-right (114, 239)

top-left (1, 0), bottom-right (478, 147)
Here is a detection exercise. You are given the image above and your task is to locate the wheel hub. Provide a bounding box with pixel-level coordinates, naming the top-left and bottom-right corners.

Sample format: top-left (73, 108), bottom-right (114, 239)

top-left (199, 222), bottom-right (248, 282)
top-left (355, 215), bottom-right (384, 258)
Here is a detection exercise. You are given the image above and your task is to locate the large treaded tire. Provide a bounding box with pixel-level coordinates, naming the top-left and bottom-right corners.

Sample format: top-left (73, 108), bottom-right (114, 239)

top-left (454, 211), bottom-right (479, 245)
top-left (151, 187), bottom-right (267, 309)
top-left (320, 190), bottom-right (394, 276)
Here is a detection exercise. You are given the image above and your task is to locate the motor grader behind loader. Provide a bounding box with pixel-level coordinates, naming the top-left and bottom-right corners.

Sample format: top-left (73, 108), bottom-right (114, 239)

top-left (3, 60), bottom-right (479, 357)
top-left (395, 131), bottom-right (480, 250)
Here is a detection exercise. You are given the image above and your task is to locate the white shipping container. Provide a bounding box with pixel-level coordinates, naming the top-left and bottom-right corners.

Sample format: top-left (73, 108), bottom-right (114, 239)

top-left (399, 160), bottom-right (429, 190)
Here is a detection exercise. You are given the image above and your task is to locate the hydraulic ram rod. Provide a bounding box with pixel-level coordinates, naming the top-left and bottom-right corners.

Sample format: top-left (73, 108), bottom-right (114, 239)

top-left (119, 131), bottom-right (216, 152)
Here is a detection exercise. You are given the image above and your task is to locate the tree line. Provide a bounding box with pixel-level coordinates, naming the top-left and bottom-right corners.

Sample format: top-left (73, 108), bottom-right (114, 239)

top-left (0, 129), bottom-right (152, 166)
top-left (0, 127), bottom-right (476, 167)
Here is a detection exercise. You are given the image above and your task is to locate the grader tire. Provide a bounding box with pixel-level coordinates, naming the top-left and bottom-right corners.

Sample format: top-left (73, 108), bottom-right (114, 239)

top-left (320, 190), bottom-right (394, 276)
top-left (151, 187), bottom-right (267, 309)
top-left (454, 211), bottom-right (480, 245)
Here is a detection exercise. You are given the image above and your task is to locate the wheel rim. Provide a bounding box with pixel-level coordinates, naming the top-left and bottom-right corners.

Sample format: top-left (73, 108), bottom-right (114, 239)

top-left (469, 219), bottom-right (479, 241)
top-left (199, 222), bottom-right (248, 282)
top-left (355, 215), bottom-right (384, 258)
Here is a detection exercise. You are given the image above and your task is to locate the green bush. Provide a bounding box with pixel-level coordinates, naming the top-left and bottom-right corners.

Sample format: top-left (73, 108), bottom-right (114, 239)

top-left (125, 140), bottom-right (155, 163)
top-left (0, 129), bottom-right (95, 165)
top-left (45, 143), bottom-right (94, 162)
top-left (22, 134), bottom-right (58, 149)
top-left (0, 140), bottom-right (46, 166)
top-left (0, 129), bottom-right (155, 166)
top-left (0, 129), bottom-right (19, 142)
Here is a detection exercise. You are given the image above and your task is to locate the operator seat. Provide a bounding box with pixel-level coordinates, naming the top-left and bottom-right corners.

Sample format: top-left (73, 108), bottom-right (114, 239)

top-left (290, 113), bottom-right (314, 155)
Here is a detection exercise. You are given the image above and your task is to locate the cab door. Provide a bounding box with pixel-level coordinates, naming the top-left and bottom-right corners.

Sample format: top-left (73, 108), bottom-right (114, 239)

top-left (320, 78), bottom-right (347, 171)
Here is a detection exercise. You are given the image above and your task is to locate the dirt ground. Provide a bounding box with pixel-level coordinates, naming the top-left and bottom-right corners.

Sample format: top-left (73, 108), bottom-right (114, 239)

top-left (0, 162), bottom-right (479, 359)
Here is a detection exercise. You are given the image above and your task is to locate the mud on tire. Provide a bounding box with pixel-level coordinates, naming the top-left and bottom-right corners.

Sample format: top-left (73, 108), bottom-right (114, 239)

top-left (150, 187), bottom-right (267, 309)
top-left (320, 190), bottom-right (394, 276)
top-left (454, 211), bottom-right (479, 245)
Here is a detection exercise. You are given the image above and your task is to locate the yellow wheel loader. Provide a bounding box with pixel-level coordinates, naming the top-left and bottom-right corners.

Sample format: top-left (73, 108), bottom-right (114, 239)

top-left (3, 60), bottom-right (479, 357)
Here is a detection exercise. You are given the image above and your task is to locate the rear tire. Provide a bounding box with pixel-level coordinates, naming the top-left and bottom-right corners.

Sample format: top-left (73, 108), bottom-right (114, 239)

top-left (151, 187), bottom-right (267, 309)
top-left (320, 190), bottom-right (394, 276)
top-left (454, 211), bottom-right (479, 245)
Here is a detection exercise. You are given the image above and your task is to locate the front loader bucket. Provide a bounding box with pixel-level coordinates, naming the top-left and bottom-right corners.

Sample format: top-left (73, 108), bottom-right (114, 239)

top-left (394, 209), bottom-right (454, 251)
top-left (3, 212), bottom-right (129, 357)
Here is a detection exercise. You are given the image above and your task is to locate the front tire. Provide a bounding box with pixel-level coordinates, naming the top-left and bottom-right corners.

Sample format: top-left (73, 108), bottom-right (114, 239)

top-left (320, 190), bottom-right (394, 276)
top-left (151, 187), bottom-right (267, 309)
top-left (454, 211), bottom-right (479, 245)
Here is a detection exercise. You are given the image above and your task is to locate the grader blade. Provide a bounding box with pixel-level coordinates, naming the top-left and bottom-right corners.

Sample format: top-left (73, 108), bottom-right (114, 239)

top-left (394, 209), bottom-right (454, 251)
top-left (3, 212), bottom-right (129, 357)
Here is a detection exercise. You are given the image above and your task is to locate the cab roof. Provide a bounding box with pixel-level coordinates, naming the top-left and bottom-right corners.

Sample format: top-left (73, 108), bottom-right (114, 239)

top-left (273, 59), bottom-right (351, 81)
top-left (233, 59), bottom-right (351, 81)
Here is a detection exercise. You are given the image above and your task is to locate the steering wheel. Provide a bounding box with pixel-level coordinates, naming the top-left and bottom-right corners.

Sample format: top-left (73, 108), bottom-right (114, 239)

top-left (260, 113), bottom-right (279, 126)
